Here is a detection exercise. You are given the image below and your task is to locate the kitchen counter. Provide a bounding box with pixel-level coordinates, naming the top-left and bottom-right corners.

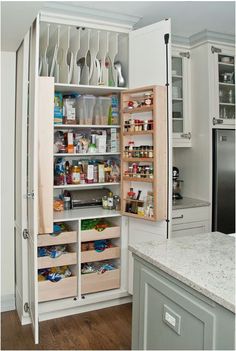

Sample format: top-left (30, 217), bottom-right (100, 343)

top-left (129, 232), bottom-right (235, 312)
top-left (172, 196), bottom-right (210, 210)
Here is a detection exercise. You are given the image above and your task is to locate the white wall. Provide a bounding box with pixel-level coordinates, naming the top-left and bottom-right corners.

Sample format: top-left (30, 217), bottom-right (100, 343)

top-left (1, 51), bottom-right (16, 311)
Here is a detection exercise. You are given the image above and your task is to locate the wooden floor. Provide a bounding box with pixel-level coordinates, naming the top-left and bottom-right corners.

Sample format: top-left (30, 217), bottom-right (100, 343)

top-left (1, 303), bottom-right (132, 350)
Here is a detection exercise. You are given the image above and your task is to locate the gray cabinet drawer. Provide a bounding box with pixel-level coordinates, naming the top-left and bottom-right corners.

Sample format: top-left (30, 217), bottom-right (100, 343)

top-left (172, 207), bottom-right (209, 225)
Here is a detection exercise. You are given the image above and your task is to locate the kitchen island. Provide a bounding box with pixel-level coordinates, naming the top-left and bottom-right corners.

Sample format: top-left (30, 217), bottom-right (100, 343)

top-left (129, 232), bottom-right (235, 350)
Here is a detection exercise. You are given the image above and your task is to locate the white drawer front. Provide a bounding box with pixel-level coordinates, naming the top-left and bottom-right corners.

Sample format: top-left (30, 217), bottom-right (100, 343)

top-left (172, 207), bottom-right (209, 225)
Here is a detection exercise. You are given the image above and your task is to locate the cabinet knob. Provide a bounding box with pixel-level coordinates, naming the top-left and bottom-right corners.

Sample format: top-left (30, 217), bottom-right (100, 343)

top-left (180, 132), bottom-right (191, 140)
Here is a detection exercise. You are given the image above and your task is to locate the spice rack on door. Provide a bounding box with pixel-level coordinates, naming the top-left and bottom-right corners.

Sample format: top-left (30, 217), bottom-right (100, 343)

top-left (120, 85), bottom-right (167, 222)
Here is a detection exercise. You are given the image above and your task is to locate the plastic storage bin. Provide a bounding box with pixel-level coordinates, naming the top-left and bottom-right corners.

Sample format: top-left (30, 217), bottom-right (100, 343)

top-left (76, 95), bottom-right (96, 125)
top-left (93, 97), bottom-right (112, 125)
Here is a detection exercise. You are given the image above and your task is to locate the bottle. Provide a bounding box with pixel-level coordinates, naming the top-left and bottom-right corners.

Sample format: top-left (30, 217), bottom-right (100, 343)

top-left (71, 161), bottom-right (80, 184)
top-left (107, 191), bottom-right (114, 210)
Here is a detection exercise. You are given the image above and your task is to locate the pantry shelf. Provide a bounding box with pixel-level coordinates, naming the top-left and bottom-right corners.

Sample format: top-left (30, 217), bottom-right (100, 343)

top-left (122, 176), bottom-right (154, 183)
top-left (54, 182), bottom-right (120, 189)
top-left (122, 105), bottom-right (153, 114)
top-left (123, 130), bottom-right (154, 136)
top-left (54, 83), bottom-right (127, 95)
top-left (54, 124), bottom-right (121, 129)
top-left (54, 152), bottom-right (121, 157)
top-left (53, 207), bottom-right (121, 222)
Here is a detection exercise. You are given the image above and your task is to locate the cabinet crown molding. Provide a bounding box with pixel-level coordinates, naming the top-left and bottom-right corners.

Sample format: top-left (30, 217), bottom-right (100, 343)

top-left (173, 30), bottom-right (234, 47)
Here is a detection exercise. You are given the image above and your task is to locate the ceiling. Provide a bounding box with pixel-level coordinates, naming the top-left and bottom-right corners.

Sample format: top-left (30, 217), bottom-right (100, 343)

top-left (1, 1), bottom-right (235, 51)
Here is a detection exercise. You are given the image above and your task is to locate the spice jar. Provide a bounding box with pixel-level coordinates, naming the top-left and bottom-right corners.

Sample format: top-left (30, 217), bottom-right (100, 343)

top-left (149, 146), bottom-right (153, 158)
top-left (144, 93), bottom-right (153, 105)
top-left (143, 146), bottom-right (148, 158)
top-left (143, 120), bottom-right (148, 131)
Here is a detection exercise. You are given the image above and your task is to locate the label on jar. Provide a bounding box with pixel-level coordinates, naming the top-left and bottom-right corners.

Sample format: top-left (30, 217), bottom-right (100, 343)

top-left (72, 172), bottom-right (80, 183)
top-left (108, 197), bottom-right (114, 209)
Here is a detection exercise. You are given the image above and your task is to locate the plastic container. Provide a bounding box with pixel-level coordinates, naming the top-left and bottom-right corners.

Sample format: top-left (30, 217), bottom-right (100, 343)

top-left (92, 97), bottom-right (112, 125)
top-left (76, 95), bottom-right (96, 125)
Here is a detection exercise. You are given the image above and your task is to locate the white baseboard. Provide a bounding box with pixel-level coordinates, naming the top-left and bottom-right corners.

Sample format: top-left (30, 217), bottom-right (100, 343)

top-left (1, 294), bottom-right (16, 312)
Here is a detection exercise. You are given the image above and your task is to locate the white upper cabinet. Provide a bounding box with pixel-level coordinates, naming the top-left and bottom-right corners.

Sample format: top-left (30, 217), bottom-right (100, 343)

top-left (210, 44), bottom-right (235, 128)
top-left (172, 46), bottom-right (192, 147)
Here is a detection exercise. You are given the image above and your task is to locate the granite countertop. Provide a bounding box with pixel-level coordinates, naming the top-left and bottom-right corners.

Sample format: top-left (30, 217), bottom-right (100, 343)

top-left (129, 232), bottom-right (235, 313)
top-left (172, 197), bottom-right (210, 210)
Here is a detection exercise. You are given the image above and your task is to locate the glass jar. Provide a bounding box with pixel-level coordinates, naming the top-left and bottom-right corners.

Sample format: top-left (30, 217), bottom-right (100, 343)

top-left (71, 165), bottom-right (81, 184)
top-left (113, 195), bottom-right (120, 211)
top-left (107, 192), bottom-right (114, 210)
top-left (149, 146), bottom-right (153, 158)
top-left (64, 196), bottom-right (71, 210)
top-left (102, 195), bottom-right (108, 209)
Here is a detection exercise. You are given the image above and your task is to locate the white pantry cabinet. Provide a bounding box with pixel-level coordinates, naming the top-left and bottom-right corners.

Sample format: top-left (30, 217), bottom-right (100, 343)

top-left (172, 45), bottom-right (192, 147)
top-left (210, 44), bottom-right (235, 128)
top-left (15, 12), bottom-right (172, 343)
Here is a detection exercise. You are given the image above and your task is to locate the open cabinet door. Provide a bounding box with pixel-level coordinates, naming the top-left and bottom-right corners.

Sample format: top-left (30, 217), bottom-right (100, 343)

top-left (127, 19), bottom-right (172, 295)
top-left (129, 19), bottom-right (171, 87)
top-left (27, 17), bottom-right (40, 344)
top-left (129, 18), bottom-right (172, 228)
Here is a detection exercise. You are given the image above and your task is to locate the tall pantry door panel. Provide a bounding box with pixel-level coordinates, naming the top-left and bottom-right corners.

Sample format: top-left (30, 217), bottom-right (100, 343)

top-left (127, 19), bottom-right (172, 294)
top-left (15, 31), bottom-right (30, 320)
top-left (129, 19), bottom-right (171, 88)
top-left (27, 17), bottom-right (40, 344)
top-left (38, 77), bottom-right (54, 234)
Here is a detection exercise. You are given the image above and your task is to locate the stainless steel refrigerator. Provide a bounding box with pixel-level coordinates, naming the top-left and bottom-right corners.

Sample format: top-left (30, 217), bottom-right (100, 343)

top-left (212, 129), bottom-right (235, 234)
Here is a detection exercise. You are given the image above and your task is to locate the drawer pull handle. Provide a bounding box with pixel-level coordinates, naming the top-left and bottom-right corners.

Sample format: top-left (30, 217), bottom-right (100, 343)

top-left (172, 215), bottom-right (184, 219)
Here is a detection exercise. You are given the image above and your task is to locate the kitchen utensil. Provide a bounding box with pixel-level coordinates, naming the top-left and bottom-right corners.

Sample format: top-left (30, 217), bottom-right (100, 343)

top-left (67, 51), bottom-right (73, 83)
top-left (105, 55), bottom-right (115, 87)
top-left (114, 61), bottom-right (125, 87)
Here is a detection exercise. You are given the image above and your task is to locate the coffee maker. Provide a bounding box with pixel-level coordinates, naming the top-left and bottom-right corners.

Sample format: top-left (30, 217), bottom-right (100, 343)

top-left (172, 167), bottom-right (183, 200)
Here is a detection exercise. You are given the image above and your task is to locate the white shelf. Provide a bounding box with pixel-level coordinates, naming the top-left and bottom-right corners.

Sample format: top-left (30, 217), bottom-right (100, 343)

top-left (218, 62), bottom-right (234, 67)
top-left (54, 83), bottom-right (127, 95)
top-left (54, 152), bottom-right (120, 157)
top-left (172, 98), bottom-right (183, 101)
top-left (219, 82), bottom-right (235, 87)
top-left (219, 102), bottom-right (235, 106)
top-left (53, 207), bottom-right (121, 222)
top-left (54, 182), bottom-right (120, 189)
top-left (54, 124), bottom-right (120, 129)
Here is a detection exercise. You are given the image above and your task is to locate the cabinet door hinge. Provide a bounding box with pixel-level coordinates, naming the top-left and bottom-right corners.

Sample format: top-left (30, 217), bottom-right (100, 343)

top-left (180, 132), bottom-right (191, 140)
top-left (23, 229), bottom-right (29, 239)
top-left (26, 192), bottom-right (35, 199)
top-left (213, 117), bottom-right (223, 125)
top-left (179, 51), bottom-right (190, 59)
top-left (211, 46), bottom-right (222, 54)
top-left (24, 302), bottom-right (29, 313)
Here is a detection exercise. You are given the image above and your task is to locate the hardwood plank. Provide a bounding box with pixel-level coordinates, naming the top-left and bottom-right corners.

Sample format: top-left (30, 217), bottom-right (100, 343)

top-left (1, 303), bottom-right (132, 350)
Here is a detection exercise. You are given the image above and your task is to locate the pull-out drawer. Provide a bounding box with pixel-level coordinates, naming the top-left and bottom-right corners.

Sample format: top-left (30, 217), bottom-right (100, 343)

top-left (172, 207), bottom-right (209, 225)
top-left (38, 252), bottom-right (77, 269)
top-left (81, 246), bottom-right (120, 263)
top-left (81, 269), bottom-right (120, 294)
top-left (38, 231), bottom-right (77, 246)
top-left (38, 276), bottom-right (77, 302)
top-left (81, 226), bottom-right (120, 242)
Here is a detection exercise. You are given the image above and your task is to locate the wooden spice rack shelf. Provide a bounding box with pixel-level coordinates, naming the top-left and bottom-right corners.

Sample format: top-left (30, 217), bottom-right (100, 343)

top-left (123, 130), bottom-right (153, 136)
top-left (120, 85), bottom-right (167, 222)
top-left (122, 105), bottom-right (154, 114)
top-left (122, 176), bottom-right (154, 183)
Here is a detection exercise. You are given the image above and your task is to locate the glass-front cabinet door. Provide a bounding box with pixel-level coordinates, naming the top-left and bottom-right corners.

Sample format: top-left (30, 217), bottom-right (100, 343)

top-left (212, 45), bottom-right (235, 127)
top-left (172, 47), bottom-right (191, 147)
